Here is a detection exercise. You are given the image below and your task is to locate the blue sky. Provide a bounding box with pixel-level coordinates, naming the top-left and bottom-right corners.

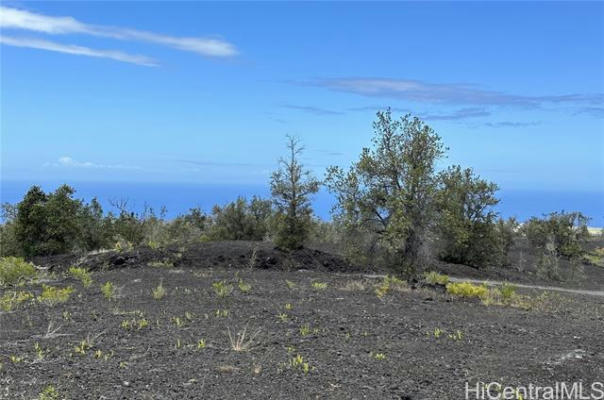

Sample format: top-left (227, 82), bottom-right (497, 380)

top-left (1, 1), bottom-right (603, 192)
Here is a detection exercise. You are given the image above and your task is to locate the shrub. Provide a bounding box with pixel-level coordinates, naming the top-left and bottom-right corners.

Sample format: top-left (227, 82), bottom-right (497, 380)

top-left (0, 257), bottom-right (37, 286)
top-left (209, 197), bottom-right (272, 241)
top-left (522, 211), bottom-right (589, 280)
top-left (498, 283), bottom-right (517, 302)
top-left (434, 165), bottom-right (500, 268)
top-left (101, 282), bottom-right (115, 300)
top-left (38, 285), bottom-right (74, 305)
top-left (152, 281), bottom-right (166, 300)
top-left (325, 110), bottom-right (446, 276)
top-left (68, 266), bottom-right (93, 287)
top-left (0, 290), bottom-right (33, 311)
top-left (271, 136), bottom-right (320, 250)
top-left (212, 281), bottom-right (233, 298)
top-left (446, 282), bottom-right (488, 299)
top-left (424, 271), bottom-right (449, 285)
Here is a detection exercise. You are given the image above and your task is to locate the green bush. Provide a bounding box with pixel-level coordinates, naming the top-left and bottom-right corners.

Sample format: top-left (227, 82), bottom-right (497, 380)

top-left (434, 165), bottom-right (500, 268)
top-left (446, 282), bottom-right (489, 299)
top-left (209, 197), bottom-right (272, 241)
top-left (0, 257), bottom-right (37, 286)
top-left (424, 271), bottom-right (449, 285)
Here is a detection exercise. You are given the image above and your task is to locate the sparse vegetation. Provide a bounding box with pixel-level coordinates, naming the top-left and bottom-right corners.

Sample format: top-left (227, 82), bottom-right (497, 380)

top-left (0, 290), bottom-right (33, 311)
top-left (38, 285), bottom-right (74, 305)
top-left (424, 271), bottom-right (449, 285)
top-left (212, 280), bottom-right (233, 298)
top-left (152, 281), bottom-right (166, 300)
top-left (69, 266), bottom-right (93, 287)
top-left (0, 256), bottom-right (36, 286)
top-left (446, 282), bottom-right (489, 299)
top-left (100, 281), bottom-right (115, 300)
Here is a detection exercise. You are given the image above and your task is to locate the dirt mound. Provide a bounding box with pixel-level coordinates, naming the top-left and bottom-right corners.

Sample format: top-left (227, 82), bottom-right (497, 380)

top-left (33, 241), bottom-right (365, 273)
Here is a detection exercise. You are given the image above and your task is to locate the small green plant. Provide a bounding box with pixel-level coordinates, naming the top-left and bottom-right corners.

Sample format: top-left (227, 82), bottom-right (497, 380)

top-left (100, 282), bottom-right (115, 300)
top-left (373, 352), bottom-right (386, 360)
top-left (446, 282), bottom-right (489, 299)
top-left (10, 354), bottom-right (23, 363)
top-left (121, 318), bottom-right (149, 331)
top-left (0, 257), bottom-right (37, 287)
top-left (215, 308), bottom-right (229, 318)
top-left (433, 328), bottom-right (443, 338)
top-left (148, 260), bottom-right (174, 268)
top-left (62, 311), bottom-right (72, 321)
top-left (38, 385), bottom-right (60, 400)
top-left (34, 342), bottom-right (47, 360)
top-left (74, 338), bottom-right (93, 355)
top-left (172, 316), bottom-right (185, 327)
top-left (285, 280), bottom-right (296, 289)
top-left (311, 281), bottom-right (328, 290)
top-left (284, 303), bottom-right (292, 310)
top-left (175, 338), bottom-right (182, 349)
top-left (290, 354), bottom-right (311, 373)
top-left (238, 279), bottom-right (251, 293)
top-left (375, 275), bottom-right (408, 298)
top-left (152, 281), bottom-right (166, 300)
top-left (498, 283), bottom-right (517, 302)
top-left (68, 266), bottom-right (93, 287)
top-left (0, 290), bottom-right (33, 311)
top-left (212, 281), bottom-right (233, 298)
top-left (448, 330), bottom-right (464, 341)
top-left (38, 285), bottom-right (74, 305)
top-left (424, 271), bottom-right (449, 285)
top-left (277, 313), bottom-right (288, 322)
top-left (197, 339), bottom-right (206, 349)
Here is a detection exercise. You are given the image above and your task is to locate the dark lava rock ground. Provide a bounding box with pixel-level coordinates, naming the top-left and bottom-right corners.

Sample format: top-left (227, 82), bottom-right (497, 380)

top-left (2, 241), bottom-right (604, 399)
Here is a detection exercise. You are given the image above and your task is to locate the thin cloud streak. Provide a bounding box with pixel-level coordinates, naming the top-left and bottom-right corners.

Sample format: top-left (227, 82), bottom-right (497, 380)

top-left (310, 78), bottom-right (604, 108)
top-left (0, 36), bottom-right (158, 66)
top-left (44, 156), bottom-right (143, 170)
top-left (282, 104), bottom-right (344, 116)
top-left (0, 6), bottom-right (237, 57)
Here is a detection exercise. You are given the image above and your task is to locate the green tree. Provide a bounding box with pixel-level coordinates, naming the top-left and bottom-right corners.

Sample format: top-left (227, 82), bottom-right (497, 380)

top-left (209, 196), bottom-right (272, 241)
top-left (325, 110), bottom-right (446, 275)
top-left (434, 165), bottom-right (500, 268)
top-left (270, 136), bottom-right (320, 250)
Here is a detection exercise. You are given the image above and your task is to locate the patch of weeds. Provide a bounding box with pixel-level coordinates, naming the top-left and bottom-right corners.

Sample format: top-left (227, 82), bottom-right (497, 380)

top-left (10, 355), bottom-right (23, 363)
top-left (284, 303), bottom-right (293, 310)
top-left (215, 308), bottom-right (229, 318)
top-left (152, 281), bottom-right (166, 300)
top-left (227, 325), bottom-right (260, 352)
top-left (34, 342), bottom-right (48, 361)
top-left (432, 328), bottom-right (444, 338)
top-left (584, 247), bottom-right (604, 267)
top-left (184, 311), bottom-right (194, 321)
top-left (121, 318), bottom-right (149, 331)
top-left (311, 281), bottom-right (328, 290)
top-left (289, 354), bottom-right (311, 374)
top-left (375, 275), bottom-right (408, 298)
top-left (74, 338), bottom-right (93, 355)
top-left (100, 282), bottom-right (115, 300)
top-left (197, 339), bottom-right (206, 349)
top-left (212, 280), bottom-right (233, 298)
top-left (62, 311), bottom-right (72, 321)
top-left (148, 260), bottom-right (174, 268)
top-left (0, 257), bottom-right (36, 286)
top-left (299, 324), bottom-right (319, 336)
top-left (68, 266), bottom-right (93, 287)
top-left (38, 385), bottom-right (60, 400)
top-left (424, 271), bottom-right (449, 285)
top-left (446, 282), bottom-right (489, 299)
top-left (285, 280), bottom-right (296, 289)
top-left (448, 330), bottom-right (464, 341)
top-left (238, 279), bottom-right (251, 293)
top-left (277, 313), bottom-right (289, 322)
top-left (338, 280), bottom-right (366, 291)
top-left (373, 352), bottom-right (386, 360)
top-left (0, 290), bottom-right (33, 311)
top-left (172, 316), bottom-right (185, 328)
top-left (38, 285), bottom-right (74, 305)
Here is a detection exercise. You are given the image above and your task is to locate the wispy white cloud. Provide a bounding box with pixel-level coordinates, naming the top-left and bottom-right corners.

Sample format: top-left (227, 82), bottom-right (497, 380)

top-left (0, 36), bottom-right (157, 66)
top-left (45, 156), bottom-right (142, 170)
top-left (0, 6), bottom-right (237, 57)
top-left (309, 78), bottom-right (604, 108)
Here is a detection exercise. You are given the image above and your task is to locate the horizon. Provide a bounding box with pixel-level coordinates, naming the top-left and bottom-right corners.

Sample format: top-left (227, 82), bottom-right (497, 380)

top-left (1, 2), bottom-right (603, 195)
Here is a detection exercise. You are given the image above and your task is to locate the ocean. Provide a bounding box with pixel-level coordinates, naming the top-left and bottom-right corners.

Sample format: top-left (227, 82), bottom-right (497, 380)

top-left (1, 180), bottom-right (603, 226)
